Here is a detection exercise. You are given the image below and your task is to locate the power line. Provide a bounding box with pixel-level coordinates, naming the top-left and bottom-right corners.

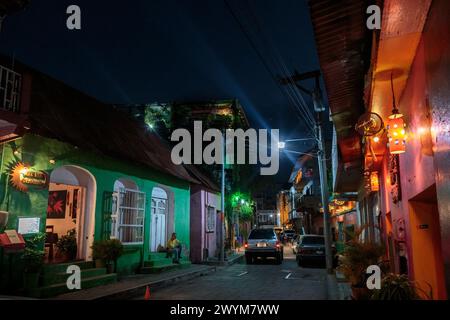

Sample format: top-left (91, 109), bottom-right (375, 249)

top-left (224, 0), bottom-right (316, 137)
top-left (241, 0), bottom-right (316, 127)
top-left (241, 0), bottom-right (317, 128)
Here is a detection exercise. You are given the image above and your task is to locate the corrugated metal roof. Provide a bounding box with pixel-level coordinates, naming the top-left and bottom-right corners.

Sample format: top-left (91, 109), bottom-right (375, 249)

top-left (309, 0), bottom-right (370, 166)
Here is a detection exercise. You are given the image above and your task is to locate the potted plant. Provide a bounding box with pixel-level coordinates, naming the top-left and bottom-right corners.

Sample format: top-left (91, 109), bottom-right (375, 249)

top-left (371, 273), bottom-right (429, 300)
top-left (91, 240), bottom-right (107, 268)
top-left (103, 239), bottom-right (123, 273)
top-left (337, 227), bottom-right (385, 300)
top-left (21, 233), bottom-right (45, 291)
top-left (56, 229), bottom-right (77, 262)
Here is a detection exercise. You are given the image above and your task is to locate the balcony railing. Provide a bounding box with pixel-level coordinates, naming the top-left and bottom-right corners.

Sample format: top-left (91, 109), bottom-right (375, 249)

top-left (0, 65), bottom-right (22, 112)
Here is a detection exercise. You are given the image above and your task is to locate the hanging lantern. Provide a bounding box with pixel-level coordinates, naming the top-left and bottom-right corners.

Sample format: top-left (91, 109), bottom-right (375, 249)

top-left (387, 72), bottom-right (406, 154)
top-left (370, 171), bottom-right (380, 192)
top-left (387, 113), bottom-right (406, 154)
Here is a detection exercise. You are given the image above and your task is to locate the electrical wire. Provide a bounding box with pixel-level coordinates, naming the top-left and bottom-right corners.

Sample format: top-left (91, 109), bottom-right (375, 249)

top-left (224, 0), bottom-right (317, 138)
top-left (241, 0), bottom-right (317, 128)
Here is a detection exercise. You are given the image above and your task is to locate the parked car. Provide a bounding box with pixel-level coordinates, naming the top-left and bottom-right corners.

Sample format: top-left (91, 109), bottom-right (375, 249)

top-left (292, 234), bottom-right (303, 254)
top-left (295, 235), bottom-right (337, 267)
top-left (281, 229), bottom-right (296, 243)
top-left (245, 228), bottom-right (284, 264)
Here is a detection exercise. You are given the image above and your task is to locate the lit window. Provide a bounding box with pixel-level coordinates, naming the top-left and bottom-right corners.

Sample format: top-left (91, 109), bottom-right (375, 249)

top-left (111, 185), bottom-right (146, 244)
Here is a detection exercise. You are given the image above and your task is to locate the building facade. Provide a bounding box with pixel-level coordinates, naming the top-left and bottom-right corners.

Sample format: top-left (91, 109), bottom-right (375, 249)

top-left (0, 57), bottom-right (196, 294)
top-left (310, 0), bottom-right (450, 299)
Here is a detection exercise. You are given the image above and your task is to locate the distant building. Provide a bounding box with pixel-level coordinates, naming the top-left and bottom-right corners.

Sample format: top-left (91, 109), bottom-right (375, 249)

top-left (256, 210), bottom-right (278, 228)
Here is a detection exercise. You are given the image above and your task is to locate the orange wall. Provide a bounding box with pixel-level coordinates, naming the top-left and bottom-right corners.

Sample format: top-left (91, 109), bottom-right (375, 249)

top-left (378, 10), bottom-right (448, 298)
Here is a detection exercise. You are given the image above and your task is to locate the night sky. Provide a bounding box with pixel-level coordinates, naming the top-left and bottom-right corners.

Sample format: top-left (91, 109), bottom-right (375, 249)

top-left (0, 0), bottom-right (323, 183)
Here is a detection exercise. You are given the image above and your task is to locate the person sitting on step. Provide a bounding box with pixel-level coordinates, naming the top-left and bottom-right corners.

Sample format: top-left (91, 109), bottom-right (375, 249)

top-left (166, 232), bottom-right (182, 264)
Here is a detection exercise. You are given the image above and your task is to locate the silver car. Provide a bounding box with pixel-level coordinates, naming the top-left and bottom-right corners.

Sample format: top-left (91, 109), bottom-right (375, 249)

top-left (245, 228), bottom-right (284, 264)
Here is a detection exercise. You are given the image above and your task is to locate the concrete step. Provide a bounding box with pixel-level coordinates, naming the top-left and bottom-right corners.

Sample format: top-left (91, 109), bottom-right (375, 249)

top-left (148, 252), bottom-right (169, 260)
top-left (144, 258), bottom-right (174, 267)
top-left (140, 261), bottom-right (191, 274)
top-left (30, 273), bottom-right (117, 299)
top-left (41, 261), bottom-right (95, 275)
top-left (41, 268), bottom-right (107, 286)
top-left (54, 265), bottom-right (216, 300)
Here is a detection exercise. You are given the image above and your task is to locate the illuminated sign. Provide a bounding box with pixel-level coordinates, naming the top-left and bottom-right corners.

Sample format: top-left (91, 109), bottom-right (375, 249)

top-left (18, 217), bottom-right (41, 234)
top-left (9, 162), bottom-right (48, 192)
top-left (370, 172), bottom-right (380, 192)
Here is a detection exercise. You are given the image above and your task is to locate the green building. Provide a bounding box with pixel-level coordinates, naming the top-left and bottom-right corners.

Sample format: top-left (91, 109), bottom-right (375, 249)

top-left (0, 56), bottom-right (196, 295)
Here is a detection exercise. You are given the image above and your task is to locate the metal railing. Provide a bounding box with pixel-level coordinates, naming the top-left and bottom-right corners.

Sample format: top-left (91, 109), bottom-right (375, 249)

top-left (0, 64), bottom-right (22, 112)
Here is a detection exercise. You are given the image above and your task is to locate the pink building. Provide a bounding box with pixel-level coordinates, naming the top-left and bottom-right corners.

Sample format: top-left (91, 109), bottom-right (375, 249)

top-left (186, 166), bottom-right (222, 264)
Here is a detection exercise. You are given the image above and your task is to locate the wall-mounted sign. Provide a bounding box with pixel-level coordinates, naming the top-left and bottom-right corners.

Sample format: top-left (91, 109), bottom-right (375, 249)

top-left (9, 162), bottom-right (48, 192)
top-left (18, 217), bottom-right (41, 235)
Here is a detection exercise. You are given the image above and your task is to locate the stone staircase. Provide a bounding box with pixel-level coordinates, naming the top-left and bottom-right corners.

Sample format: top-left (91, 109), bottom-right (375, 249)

top-left (140, 252), bottom-right (191, 274)
top-left (29, 261), bottom-right (117, 298)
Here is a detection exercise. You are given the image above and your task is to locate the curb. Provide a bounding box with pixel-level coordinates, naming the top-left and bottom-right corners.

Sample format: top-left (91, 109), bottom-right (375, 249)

top-left (205, 254), bottom-right (244, 266)
top-left (55, 266), bottom-right (216, 300)
top-left (326, 272), bottom-right (352, 300)
top-left (325, 274), bottom-right (340, 300)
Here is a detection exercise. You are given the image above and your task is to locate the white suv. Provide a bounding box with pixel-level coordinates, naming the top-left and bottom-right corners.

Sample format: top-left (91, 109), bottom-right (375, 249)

top-left (244, 228), bottom-right (284, 264)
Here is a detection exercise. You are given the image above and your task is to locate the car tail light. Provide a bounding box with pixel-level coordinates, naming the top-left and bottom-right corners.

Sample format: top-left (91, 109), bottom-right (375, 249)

top-left (244, 242), bottom-right (248, 248)
top-left (276, 241), bottom-right (281, 248)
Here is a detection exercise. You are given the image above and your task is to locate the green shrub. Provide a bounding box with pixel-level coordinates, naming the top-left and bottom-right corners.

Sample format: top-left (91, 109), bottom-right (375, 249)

top-left (56, 229), bottom-right (77, 260)
top-left (21, 233), bottom-right (45, 273)
top-left (371, 273), bottom-right (425, 300)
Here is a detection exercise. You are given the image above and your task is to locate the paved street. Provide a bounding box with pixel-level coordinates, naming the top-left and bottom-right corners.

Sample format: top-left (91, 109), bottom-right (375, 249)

top-left (142, 245), bottom-right (327, 300)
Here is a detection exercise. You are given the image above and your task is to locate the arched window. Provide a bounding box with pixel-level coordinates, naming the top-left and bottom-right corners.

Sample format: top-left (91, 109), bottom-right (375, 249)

top-left (150, 187), bottom-right (168, 251)
top-left (111, 178), bottom-right (145, 244)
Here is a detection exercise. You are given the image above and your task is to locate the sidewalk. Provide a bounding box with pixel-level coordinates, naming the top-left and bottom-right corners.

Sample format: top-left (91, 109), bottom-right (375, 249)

top-left (53, 264), bottom-right (216, 300)
top-left (204, 252), bottom-right (244, 266)
top-left (326, 271), bottom-right (352, 300)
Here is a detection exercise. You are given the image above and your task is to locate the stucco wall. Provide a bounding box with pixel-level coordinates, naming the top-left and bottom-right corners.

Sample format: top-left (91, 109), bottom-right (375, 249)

top-left (379, 33), bottom-right (437, 273)
top-left (423, 0), bottom-right (450, 296)
top-left (190, 184), bottom-right (221, 263)
top-left (378, 0), bottom-right (450, 298)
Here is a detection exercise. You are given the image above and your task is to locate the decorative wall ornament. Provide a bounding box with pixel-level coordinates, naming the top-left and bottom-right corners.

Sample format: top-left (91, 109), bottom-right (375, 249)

top-left (389, 154), bottom-right (402, 204)
top-left (47, 190), bottom-right (67, 219)
top-left (394, 218), bottom-right (406, 242)
top-left (355, 112), bottom-right (384, 137)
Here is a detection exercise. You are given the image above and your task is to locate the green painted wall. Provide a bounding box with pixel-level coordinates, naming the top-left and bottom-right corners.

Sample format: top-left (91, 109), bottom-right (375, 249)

top-left (0, 134), bottom-right (191, 280)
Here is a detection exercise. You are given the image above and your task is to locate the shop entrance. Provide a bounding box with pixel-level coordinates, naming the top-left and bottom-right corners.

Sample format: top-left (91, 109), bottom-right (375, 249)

top-left (45, 165), bottom-right (96, 262)
top-left (409, 184), bottom-right (446, 299)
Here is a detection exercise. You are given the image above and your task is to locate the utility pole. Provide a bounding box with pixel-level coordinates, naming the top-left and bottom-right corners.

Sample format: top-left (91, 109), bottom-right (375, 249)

top-left (279, 70), bottom-right (334, 274)
top-left (220, 129), bottom-right (226, 263)
top-left (315, 113), bottom-right (334, 274)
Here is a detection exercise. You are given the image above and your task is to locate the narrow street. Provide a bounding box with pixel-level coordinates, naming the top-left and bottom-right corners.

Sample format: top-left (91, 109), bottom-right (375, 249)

top-left (143, 246), bottom-right (327, 300)
top-left (1, 0), bottom-right (449, 305)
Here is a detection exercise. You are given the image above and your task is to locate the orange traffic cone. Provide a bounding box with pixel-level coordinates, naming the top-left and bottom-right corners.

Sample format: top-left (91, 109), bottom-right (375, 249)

top-left (144, 286), bottom-right (151, 300)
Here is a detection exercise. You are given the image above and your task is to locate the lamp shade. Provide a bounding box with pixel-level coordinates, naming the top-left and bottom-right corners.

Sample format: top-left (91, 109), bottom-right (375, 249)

top-left (387, 115), bottom-right (406, 154)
